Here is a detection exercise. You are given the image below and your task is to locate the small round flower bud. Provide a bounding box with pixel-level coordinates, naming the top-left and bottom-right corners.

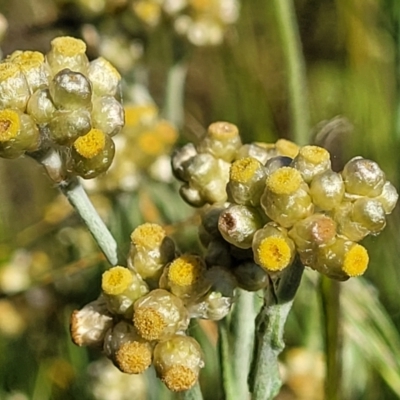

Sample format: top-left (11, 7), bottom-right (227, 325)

top-left (264, 155), bottom-right (293, 176)
top-left (375, 181), bottom-right (398, 214)
top-left (101, 266), bottom-right (149, 317)
top-left (133, 289), bottom-right (189, 341)
top-left (0, 109), bottom-right (40, 158)
top-left (342, 156), bottom-right (386, 197)
top-left (204, 239), bottom-right (232, 268)
top-left (218, 205), bottom-right (263, 249)
top-left (8, 50), bottom-right (50, 92)
top-left (313, 237), bottom-right (369, 280)
top-left (233, 260), bottom-right (269, 291)
top-left (72, 128), bottom-right (115, 179)
top-left (197, 121), bottom-right (242, 162)
top-left (91, 96), bottom-right (124, 137)
top-left (252, 223), bottom-right (295, 273)
top-left (227, 157), bottom-right (267, 206)
top-left (128, 223), bottom-right (176, 286)
top-left (309, 169), bottom-right (345, 211)
top-left (159, 254), bottom-right (210, 302)
top-left (153, 335), bottom-right (204, 392)
top-left (0, 62), bottom-right (30, 110)
top-left (275, 138), bottom-right (300, 158)
top-left (49, 69), bottom-right (92, 111)
top-left (186, 153), bottom-right (230, 204)
top-left (199, 204), bottom-right (226, 246)
top-left (48, 108), bottom-right (91, 145)
top-left (70, 295), bottom-right (113, 347)
top-left (261, 167), bottom-right (313, 228)
top-left (171, 142), bottom-right (197, 182)
top-left (46, 36), bottom-right (89, 75)
top-left (351, 198), bottom-right (386, 235)
top-left (27, 89), bottom-right (56, 124)
top-left (179, 184), bottom-right (206, 207)
top-left (291, 145), bottom-right (331, 183)
top-left (235, 143), bottom-right (271, 164)
top-left (103, 321), bottom-right (153, 374)
top-left (88, 57), bottom-right (121, 97)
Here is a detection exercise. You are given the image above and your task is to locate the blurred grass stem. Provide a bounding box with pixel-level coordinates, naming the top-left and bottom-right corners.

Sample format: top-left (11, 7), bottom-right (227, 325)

top-left (178, 383), bottom-right (203, 400)
top-left (272, 0), bottom-right (310, 145)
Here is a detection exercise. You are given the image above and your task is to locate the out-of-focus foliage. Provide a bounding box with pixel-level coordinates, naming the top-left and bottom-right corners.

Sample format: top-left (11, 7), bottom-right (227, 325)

top-left (0, 0), bottom-right (400, 399)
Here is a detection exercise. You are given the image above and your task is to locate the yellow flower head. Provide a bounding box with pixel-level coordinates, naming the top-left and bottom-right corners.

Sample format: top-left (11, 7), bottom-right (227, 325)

top-left (115, 341), bottom-right (152, 374)
top-left (207, 121), bottom-right (239, 141)
top-left (0, 109), bottom-right (20, 142)
top-left (168, 255), bottom-right (205, 287)
top-left (257, 236), bottom-right (292, 271)
top-left (73, 129), bottom-right (106, 159)
top-left (101, 266), bottom-right (133, 295)
top-left (230, 157), bottom-right (261, 184)
top-left (124, 104), bottom-right (157, 127)
top-left (342, 244), bottom-right (369, 277)
top-left (299, 145), bottom-right (330, 165)
top-left (266, 167), bottom-right (302, 195)
top-left (133, 307), bottom-right (166, 341)
top-left (0, 62), bottom-right (20, 81)
top-left (162, 365), bottom-right (197, 392)
top-left (51, 36), bottom-right (86, 57)
top-left (130, 223), bottom-right (166, 249)
top-left (9, 51), bottom-right (44, 71)
top-left (275, 138), bottom-right (299, 158)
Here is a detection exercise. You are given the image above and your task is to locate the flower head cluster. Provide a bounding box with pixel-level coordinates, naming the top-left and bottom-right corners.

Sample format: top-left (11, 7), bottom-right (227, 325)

top-left (172, 121), bottom-right (398, 282)
top-left (85, 103), bottom-right (178, 192)
top-left (0, 36), bottom-right (124, 180)
top-left (71, 223), bottom-right (239, 391)
top-left (132, 0), bottom-right (240, 46)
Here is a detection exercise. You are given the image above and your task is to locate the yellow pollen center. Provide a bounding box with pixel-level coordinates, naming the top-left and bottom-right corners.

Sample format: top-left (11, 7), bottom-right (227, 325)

top-left (133, 307), bottom-right (166, 341)
top-left (115, 342), bottom-right (152, 374)
top-left (163, 365), bottom-right (197, 392)
top-left (0, 109), bottom-right (20, 142)
top-left (342, 244), bottom-right (369, 277)
top-left (257, 237), bottom-right (292, 271)
top-left (10, 51), bottom-right (44, 71)
top-left (73, 129), bottom-right (106, 159)
top-left (51, 36), bottom-right (87, 56)
top-left (267, 167), bottom-right (302, 195)
top-left (207, 121), bottom-right (239, 141)
top-left (230, 157), bottom-right (260, 183)
top-left (300, 145), bottom-right (330, 164)
top-left (138, 131), bottom-right (164, 155)
top-left (275, 139), bottom-right (299, 158)
top-left (0, 62), bottom-right (20, 80)
top-left (168, 255), bottom-right (204, 287)
top-left (130, 223), bottom-right (166, 248)
top-left (101, 266), bottom-right (133, 295)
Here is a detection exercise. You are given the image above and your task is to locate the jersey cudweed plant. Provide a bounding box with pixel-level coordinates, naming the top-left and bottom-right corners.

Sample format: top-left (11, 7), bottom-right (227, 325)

top-left (1, 33), bottom-right (398, 400)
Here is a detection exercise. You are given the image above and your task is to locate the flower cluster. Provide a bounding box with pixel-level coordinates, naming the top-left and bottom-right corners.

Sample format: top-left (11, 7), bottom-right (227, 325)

top-left (172, 121), bottom-right (398, 282)
top-left (85, 103), bottom-right (178, 192)
top-left (71, 223), bottom-right (238, 392)
top-left (0, 36), bottom-right (124, 180)
top-left (132, 0), bottom-right (240, 46)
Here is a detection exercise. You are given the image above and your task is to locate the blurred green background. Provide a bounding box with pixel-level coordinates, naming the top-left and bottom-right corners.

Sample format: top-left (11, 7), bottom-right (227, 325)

top-left (1, 0), bottom-right (400, 399)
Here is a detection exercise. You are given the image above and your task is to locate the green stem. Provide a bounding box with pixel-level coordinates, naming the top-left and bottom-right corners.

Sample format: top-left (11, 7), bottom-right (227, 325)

top-left (319, 276), bottom-right (342, 400)
top-left (272, 0), bottom-right (310, 145)
top-left (178, 383), bottom-right (203, 400)
top-left (231, 290), bottom-right (257, 400)
top-left (163, 60), bottom-right (188, 129)
top-left (249, 260), bottom-right (304, 400)
top-left (59, 177), bottom-right (119, 266)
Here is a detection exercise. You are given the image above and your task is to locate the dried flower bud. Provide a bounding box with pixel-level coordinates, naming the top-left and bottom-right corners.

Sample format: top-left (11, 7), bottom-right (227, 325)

top-left (103, 321), bottom-right (152, 374)
top-left (153, 335), bottom-right (204, 392)
top-left (91, 96), bottom-right (124, 137)
top-left (342, 156), bottom-right (386, 197)
top-left (235, 143), bottom-right (271, 164)
top-left (27, 89), bottom-right (56, 124)
top-left (351, 198), bottom-right (386, 235)
top-left (88, 57), bottom-right (121, 97)
top-left (70, 296), bottom-right (113, 347)
top-left (264, 155), bottom-right (293, 176)
top-left (275, 139), bottom-right (300, 158)
top-left (0, 62), bottom-right (30, 110)
top-left (375, 181), bottom-right (398, 214)
top-left (218, 205), bottom-right (263, 249)
top-left (171, 143), bottom-right (197, 182)
top-left (133, 289), bottom-right (189, 341)
top-left (233, 260), bottom-right (269, 291)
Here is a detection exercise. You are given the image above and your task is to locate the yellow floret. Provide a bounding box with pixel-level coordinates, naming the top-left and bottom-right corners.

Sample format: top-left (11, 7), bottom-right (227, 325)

top-left (130, 223), bottom-right (166, 249)
top-left (0, 62), bottom-right (20, 80)
top-left (124, 104), bottom-right (157, 127)
top-left (266, 167), bottom-right (302, 195)
top-left (138, 131), bottom-right (164, 156)
top-left (168, 255), bottom-right (204, 287)
top-left (0, 109), bottom-right (20, 141)
top-left (275, 138), bottom-right (299, 158)
top-left (299, 145), bottom-right (330, 164)
top-left (51, 36), bottom-right (86, 56)
top-left (207, 121), bottom-right (239, 141)
top-left (230, 157), bottom-right (260, 184)
top-left (162, 365), bottom-right (197, 392)
top-left (257, 236), bottom-right (292, 271)
top-left (133, 307), bottom-right (166, 341)
top-left (9, 51), bottom-right (44, 70)
top-left (156, 120), bottom-right (178, 144)
top-left (115, 341), bottom-right (152, 374)
top-left (342, 244), bottom-right (369, 277)
top-left (102, 266), bottom-right (133, 295)
top-left (73, 129), bottom-right (106, 159)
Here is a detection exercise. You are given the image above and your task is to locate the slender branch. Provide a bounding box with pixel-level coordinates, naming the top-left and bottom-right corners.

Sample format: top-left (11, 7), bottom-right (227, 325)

top-left (59, 177), bottom-right (119, 266)
top-left (272, 0), bottom-right (310, 145)
top-left (178, 383), bottom-right (203, 400)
